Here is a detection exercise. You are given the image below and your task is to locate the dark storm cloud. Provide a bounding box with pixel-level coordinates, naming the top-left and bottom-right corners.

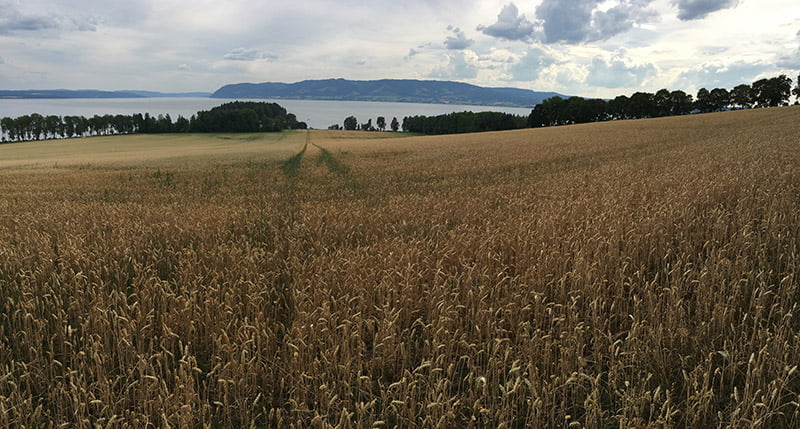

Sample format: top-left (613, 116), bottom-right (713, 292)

top-left (673, 0), bottom-right (739, 21)
top-left (535, 0), bottom-right (657, 44)
top-left (477, 3), bottom-right (536, 42)
top-left (444, 26), bottom-right (474, 50)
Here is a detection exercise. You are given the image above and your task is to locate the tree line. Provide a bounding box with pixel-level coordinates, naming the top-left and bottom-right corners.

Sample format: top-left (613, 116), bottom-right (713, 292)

top-left (401, 111), bottom-right (527, 135)
top-left (528, 74), bottom-right (798, 128)
top-left (330, 74), bottom-right (799, 136)
top-left (330, 112), bottom-right (526, 135)
top-left (329, 116), bottom-right (401, 132)
top-left (0, 102), bottom-right (306, 143)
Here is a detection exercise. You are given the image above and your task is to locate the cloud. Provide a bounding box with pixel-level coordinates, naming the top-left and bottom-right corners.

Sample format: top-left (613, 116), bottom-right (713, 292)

top-left (0, 2), bottom-right (96, 34)
top-left (477, 3), bottom-right (536, 42)
top-left (223, 48), bottom-right (278, 62)
top-left (444, 25), bottom-right (474, 50)
top-left (586, 54), bottom-right (656, 88)
top-left (510, 47), bottom-right (557, 81)
top-left (429, 51), bottom-right (478, 79)
top-left (177, 63), bottom-right (189, 71)
top-left (777, 30), bottom-right (800, 69)
top-left (675, 61), bottom-right (769, 90)
top-left (536, 0), bottom-right (598, 44)
top-left (536, 0), bottom-right (657, 44)
top-left (673, 0), bottom-right (739, 21)
top-left (589, 1), bottom-right (658, 42)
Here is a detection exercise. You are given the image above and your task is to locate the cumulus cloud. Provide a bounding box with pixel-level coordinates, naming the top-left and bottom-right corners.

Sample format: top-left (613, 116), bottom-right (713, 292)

top-left (589, 1), bottom-right (658, 41)
top-left (510, 47), bottom-right (557, 81)
top-left (536, 0), bottom-right (657, 44)
top-left (477, 3), bottom-right (536, 42)
top-left (429, 51), bottom-right (478, 79)
top-left (673, 0), bottom-right (739, 21)
top-left (586, 54), bottom-right (656, 88)
top-left (223, 48), bottom-right (278, 62)
top-left (0, 2), bottom-right (96, 34)
top-left (675, 61), bottom-right (770, 90)
top-left (444, 25), bottom-right (474, 50)
top-left (777, 30), bottom-right (800, 69)
top-left (536, 0), bottom-right (598, 44)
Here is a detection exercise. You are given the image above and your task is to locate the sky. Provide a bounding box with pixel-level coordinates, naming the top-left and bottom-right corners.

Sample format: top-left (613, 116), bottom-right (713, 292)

top-left (0, 0), bottom-right (799, 98)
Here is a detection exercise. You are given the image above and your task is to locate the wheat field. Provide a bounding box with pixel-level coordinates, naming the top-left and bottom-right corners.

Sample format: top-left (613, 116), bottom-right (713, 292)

top-left (1, 107), bottom-right (799, 428)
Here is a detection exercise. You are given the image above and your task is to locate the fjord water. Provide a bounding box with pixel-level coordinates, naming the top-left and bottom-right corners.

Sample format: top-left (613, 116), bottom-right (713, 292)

top-left (0, 98), bottom-right (533, 130)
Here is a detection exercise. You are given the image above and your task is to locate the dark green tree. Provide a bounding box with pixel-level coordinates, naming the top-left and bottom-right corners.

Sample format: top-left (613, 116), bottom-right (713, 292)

top-left (731, 84), bottom-right (753, 109)
top-left (174, 116), bottom-right (190, 133)
top-left (669, 90), bottom-right (694, 115)
top-left (607, 95), bottom-right (630, 120)
top-left (628, 92), bottom-right (656, 118)
top-left (653, 89), bottom-right (672, 117)
top-left (1, 117), bottom-right (13, 142)
top-left (29, 113), bottom-right (45, 140)
top-left (343, 116), bottom-right (358, 130)
top-left (390, 117), bottom-right (399, 132)
top-left (751, 75), bottom-right (792, 107)
top-left (792, 74), bottom-right (800, 103)
top-left (695, 88), bottom-right (712, 113)
top-left (376, 116), bottom-right (386, 131)
top-left (708, 88), bottom-right (730, 112)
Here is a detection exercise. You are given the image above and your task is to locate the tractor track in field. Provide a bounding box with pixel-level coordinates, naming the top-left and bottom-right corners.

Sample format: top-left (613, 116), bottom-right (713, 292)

top-left (312, 143), bottom-right (350, 176)
top-left (279, 131), bottom-right (353, 180)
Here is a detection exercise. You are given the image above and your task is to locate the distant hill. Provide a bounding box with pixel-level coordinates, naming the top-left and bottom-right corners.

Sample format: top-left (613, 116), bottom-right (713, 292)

top-left (122, 90), bottom-right (213, 98)
top-left (0, 89), bottom-right (211, 99)
top-left (211, 79), bottom-right (565, 108)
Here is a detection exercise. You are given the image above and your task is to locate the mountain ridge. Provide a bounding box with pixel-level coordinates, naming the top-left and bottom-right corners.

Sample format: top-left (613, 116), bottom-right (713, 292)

top-left (211, 79), bottom-right (565, 108)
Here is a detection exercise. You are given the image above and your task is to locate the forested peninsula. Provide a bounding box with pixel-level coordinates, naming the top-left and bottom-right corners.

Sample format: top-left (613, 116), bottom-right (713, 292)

top-left (0, 102), bottom-right (306, 143)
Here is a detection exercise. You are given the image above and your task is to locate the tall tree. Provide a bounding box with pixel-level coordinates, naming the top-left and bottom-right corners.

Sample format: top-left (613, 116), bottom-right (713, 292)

top-left (376, 116), bottom-right (386, 131)
top-left (708, 88), bottom-right (730, 112)
top-left (669, 90), bottom-right (694, 115)
top-left (0, 117), bottom-right (13, 142)
top-left (628, 92), bottom-right (656, 118)
top-left (751, 75), bottom-right (792, 107)
top-left (343, 116), bottom-right (358, 131)
top-left (731, 84), bottom-right (753, 109)
top-left (390, 117), bottom-right (399, 132)
top-left (44, 115), bottom-right (63, 138)
top-left (653, 89), bottom-right (672, 117)
top-left (793, 74), bottom-right (800, 103)
top-left (607, 95), bottom-right (630, 120)
top-left (695, 88), bottom-right (712, 113)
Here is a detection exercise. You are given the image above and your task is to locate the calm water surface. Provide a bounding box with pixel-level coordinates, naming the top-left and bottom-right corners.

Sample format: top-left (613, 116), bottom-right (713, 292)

top-left (0, 98), bottom-right (533, 130)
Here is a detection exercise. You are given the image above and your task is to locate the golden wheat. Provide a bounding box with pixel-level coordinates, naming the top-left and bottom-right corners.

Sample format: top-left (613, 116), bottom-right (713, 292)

top-left (0, 107), bottom-right (799, 428)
